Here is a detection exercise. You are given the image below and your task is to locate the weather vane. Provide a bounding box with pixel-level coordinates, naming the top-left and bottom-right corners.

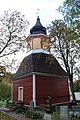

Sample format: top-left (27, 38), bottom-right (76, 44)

top-left (36, 9), bottom-right (40, 17)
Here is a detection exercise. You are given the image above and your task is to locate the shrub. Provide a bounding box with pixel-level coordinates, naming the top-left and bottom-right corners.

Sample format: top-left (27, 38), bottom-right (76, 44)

top-left (0, 82), bottom-right (11, 100)
top-left (31, 112), bottom-right (43, 119)
top-left (16, 108), bottom-right (22, 114)
top-left (24, 110), bottom-right (43, 119)
top-left (24, 110), bottom-right (32, 118)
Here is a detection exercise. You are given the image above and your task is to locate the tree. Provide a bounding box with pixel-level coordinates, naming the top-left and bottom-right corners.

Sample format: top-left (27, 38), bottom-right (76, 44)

top-left (58, 0), bottom-right (80, 21)
top-left (0, 82), bottom-right (11, 100)
top-left (48, 19), bottom-right (80, 103)
top-left (58, 0), bottom-right (80, 41)
top-left (74, 81), bottom-right (80, 92)
top-left (0, 10), bottom-right (29, 70)
top-left (0, 67), bottom-right (14, 100)
top-left (0, 65), bottom-right (6, 82)
top-left (59, 0), bottom-right (80, 79)
top-left (0, 65), bottom-right (14, 83)
top-left (48, 0), bottom-right (80, 103)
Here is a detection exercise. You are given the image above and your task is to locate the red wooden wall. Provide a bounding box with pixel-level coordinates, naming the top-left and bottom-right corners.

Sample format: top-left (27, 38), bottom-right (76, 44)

top-left (12, 74), bottom-right (70, 106)
top-left (12, 75), bottom-right (33, 105)
top-left (36, 75), bottom-right (70, 106)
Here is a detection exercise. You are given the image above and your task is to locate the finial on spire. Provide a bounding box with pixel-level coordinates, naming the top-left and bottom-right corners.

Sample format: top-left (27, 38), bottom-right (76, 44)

top-left (36, 9), bottom-right (40, 17)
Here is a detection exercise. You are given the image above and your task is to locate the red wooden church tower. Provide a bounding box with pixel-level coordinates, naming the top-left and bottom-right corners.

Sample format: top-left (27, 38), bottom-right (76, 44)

top-left (12, 16), bottom-right (70, 107)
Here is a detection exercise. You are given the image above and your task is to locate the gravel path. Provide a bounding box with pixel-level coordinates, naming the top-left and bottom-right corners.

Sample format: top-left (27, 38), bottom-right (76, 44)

top-left (0, 106), bottom-right (32, 120)
top-left (0, 106), bottom-right (44, 120)
top-left (6, 111), bottom-right (32, 120)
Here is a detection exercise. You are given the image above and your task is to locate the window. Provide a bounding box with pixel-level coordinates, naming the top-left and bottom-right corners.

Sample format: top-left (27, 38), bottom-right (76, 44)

top-left (18, 87), bottom-right (23, 101)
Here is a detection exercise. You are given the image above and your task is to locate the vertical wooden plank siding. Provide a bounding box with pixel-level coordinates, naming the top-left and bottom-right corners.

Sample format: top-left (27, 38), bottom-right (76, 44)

top-left (13, 75), bottom-right (33, 105)
top-left (13, 74), bottom-right (70, 106)
top-left (36, 75), bottom-right (70, 106)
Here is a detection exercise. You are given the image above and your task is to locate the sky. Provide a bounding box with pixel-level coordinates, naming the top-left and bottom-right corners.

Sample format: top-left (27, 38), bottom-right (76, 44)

top-left (0, 0), bottom-right (64, 72)
top-left (0, 0), bottom-right (64, 30)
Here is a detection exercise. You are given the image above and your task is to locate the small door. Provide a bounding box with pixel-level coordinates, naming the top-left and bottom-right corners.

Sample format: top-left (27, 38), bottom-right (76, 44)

top-left (18, 87), bottom-right (23, 101)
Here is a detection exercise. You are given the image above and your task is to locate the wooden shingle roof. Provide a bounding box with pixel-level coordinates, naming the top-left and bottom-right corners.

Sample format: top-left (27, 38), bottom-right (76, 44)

top-left (12, 53), bottom-right (67, 80)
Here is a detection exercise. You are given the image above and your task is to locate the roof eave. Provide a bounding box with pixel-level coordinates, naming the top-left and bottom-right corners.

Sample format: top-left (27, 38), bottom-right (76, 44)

top-left (12, 72), bottom-right (68, 81)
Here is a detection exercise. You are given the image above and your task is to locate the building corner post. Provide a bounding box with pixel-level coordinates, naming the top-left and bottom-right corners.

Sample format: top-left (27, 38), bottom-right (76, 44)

top-left (33, 74), bottom-right (36, 107)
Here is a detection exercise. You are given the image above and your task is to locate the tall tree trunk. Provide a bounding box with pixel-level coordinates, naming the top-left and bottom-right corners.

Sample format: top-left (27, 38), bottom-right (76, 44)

top-left (69, 74), bottom-right (76, 103)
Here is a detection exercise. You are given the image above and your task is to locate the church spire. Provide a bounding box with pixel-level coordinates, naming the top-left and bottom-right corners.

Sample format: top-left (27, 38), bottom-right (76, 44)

top-left (30, 16), bottom-right (46, 35)
top-left (26, 15), bottom-right (50, 53)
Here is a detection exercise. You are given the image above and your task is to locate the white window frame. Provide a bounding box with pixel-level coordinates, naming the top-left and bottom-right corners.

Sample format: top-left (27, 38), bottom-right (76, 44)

top-left (18, 87), bottom-right (23, 101)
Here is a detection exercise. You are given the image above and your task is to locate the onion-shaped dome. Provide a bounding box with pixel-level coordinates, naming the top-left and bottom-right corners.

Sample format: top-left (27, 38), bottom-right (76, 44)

top-left (30, 16), bottom-right (46, 35)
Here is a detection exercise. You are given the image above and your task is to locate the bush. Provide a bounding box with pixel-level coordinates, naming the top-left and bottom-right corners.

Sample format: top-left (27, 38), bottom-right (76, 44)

top-left (16, 108), bottom-right (23, 114)
top-left (0, 100), bottom-right (6, 106)
top-left (0, 82), bottom-right (11, 100)
top-left (24, 110), bottom-right (32, 118)
top-left (31, 112), bottom-right (43, 119)
top-left (24, 110), bottom-right (43, 119)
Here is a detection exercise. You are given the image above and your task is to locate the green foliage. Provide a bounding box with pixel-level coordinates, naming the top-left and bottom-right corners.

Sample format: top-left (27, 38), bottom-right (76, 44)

top-left (58, 0), bottom-right (80, 43)
top-left (48, 19), bottom-right (79, 42)
top-left (58, 0), bottom-right (80, 21)
top-left (0, 82), bottom-right (11, 100)
top-left (48, 4), bottom-right (80, 101)
top-left (31, 112), bottom-right (43, 119)
top-left (74, 81), bottom-right (80, 92)
top-left (48, 18), bottom-right (80, 102)
top-left (24, 110), bottom-right (43, 119)
top-left (0, 100), bottom-right (7, 106)
top-left (6, 98), bottom-right (12, 107)
top-left (0, 76), bottom-right (3, 82)
top-left (24, 110), bottom-right (32, 118)
top-left (16, 108), bottom-right (23, 114)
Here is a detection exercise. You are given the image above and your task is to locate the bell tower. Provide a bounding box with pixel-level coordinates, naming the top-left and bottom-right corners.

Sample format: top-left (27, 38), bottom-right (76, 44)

top-left (12, 16), bottom-right (70, 107)
top-left (26, 16), bottom-right (50, 53)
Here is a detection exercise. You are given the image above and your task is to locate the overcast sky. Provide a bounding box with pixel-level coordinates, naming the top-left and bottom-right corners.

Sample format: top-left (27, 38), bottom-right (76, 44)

top-left (0, 0), bottom-right (64, 72)
top-left (0, 0), bottom-right (64, 30)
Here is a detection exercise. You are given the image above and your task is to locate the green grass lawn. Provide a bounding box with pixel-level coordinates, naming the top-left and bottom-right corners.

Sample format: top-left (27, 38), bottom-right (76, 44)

top-left (0, 111), bottom-right (15, 120)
